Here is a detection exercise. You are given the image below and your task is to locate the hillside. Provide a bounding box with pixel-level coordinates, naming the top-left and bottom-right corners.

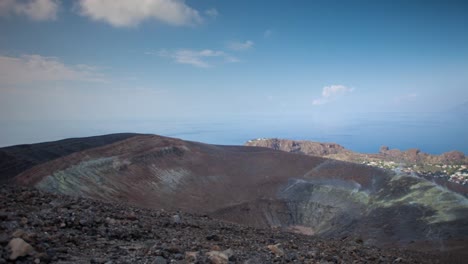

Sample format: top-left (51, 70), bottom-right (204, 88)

top-left (1, 134), bottom-right (468, 260)
top-left (0, 133), bottom-right (139, 184)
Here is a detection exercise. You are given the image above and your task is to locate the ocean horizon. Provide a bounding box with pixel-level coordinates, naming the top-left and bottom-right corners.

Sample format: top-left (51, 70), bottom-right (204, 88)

top-left (1, 112), bottom-right (466, 155)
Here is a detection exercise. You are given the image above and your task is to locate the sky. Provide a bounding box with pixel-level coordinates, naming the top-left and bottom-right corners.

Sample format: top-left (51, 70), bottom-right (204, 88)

top-left (0, 0), bottom-right (467, 148)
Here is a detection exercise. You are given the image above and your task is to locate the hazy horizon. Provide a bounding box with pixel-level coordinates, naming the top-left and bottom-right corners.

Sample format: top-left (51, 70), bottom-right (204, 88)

top-left (1, 111), bottom-right (467, 155)
top-left (1, 0), bottom-right (467, 153)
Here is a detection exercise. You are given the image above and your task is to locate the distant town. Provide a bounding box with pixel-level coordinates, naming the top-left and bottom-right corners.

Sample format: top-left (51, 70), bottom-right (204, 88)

top-left (245, 138), bottom-right (468, 188)
top-left (362, 161), bottom-right (468, 186)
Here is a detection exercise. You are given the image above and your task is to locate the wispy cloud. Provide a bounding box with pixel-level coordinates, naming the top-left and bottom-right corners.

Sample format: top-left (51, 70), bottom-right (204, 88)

top-left (227, 40), bottom-right (254, 51)
top-left (0, 0), bottom-right (59, 21)
top-left (155, 49), bottom-right (238, 68)
top-left (312, 84), bottom-right (354, 105)
top-left (77, 0), bottom-right (203, 27)
top-left (204, 8), bottom-right (218, 19)
top-left (0, 54), bottom-right (105, 85)
top-left (394, 93), bottom-right (418, 104)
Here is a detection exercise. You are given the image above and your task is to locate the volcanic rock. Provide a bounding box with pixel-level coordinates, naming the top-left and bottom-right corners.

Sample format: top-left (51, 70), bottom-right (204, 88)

top-left (185, 251), bottom-right (199, 263)
top-left (8, 237), bottom-right (34, 260)
top-left (152, 256), bottom-right (167, 264)
top-left (0, 184), bottom-right (454, 263)
top-left (0, 233), bottom-right (9, 245)
top-left (267, 243), bottom-right (285, 257)
top-left (206, 250), bottom-right (229, 264)
top-left (172, 214), bottom-right (181, 224)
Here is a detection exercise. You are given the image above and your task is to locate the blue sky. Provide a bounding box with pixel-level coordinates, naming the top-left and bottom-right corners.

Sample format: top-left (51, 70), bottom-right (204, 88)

top-left (0, 0), bottom-right (468, 147)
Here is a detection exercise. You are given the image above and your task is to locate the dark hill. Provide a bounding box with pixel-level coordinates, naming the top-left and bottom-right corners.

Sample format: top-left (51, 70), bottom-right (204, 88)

top-left (0, 133), bottom-right (139, 184)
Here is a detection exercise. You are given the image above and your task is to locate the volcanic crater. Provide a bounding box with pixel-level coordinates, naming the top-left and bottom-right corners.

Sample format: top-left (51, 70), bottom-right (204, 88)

top-left (1, 133), bottom-right (468, 262)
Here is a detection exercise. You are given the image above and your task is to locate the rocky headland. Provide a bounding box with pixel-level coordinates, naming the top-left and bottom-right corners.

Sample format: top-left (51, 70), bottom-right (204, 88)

top-left (245, 138), bottom-right (468, 193)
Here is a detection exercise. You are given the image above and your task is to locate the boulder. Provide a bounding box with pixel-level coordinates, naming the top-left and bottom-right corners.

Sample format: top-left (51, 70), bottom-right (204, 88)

top-left (8, 238), bottom-right (34, 260)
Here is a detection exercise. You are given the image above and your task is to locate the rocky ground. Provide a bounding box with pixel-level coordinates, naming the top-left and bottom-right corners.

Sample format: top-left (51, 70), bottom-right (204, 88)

top-left (0, 185), bottom-right (442, 264)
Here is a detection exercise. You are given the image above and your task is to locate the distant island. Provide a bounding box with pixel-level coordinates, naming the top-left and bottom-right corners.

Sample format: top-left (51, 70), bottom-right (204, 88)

top-left (245, 138), bottom-right (468, 194)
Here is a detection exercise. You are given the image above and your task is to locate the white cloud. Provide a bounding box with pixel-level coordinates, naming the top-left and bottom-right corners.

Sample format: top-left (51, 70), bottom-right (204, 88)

top-left (0, 0), bottom-right (59, 21)
top-left (313, 84), bottom-right (353, 105)
top-left (0, 54), bottom-right (104, 85)
top-left (228, 40), bottom-right (254, 51)
top-left (156, 49), bottom-right (238, 68)
top-left (77, 0), bottom-right (203, 27)
top-left (204, 8), bottom-right (218, 19)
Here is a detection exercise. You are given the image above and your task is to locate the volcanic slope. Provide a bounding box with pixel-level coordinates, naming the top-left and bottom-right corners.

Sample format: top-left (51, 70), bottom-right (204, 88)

top-left (0, 185), bottom-right (439, 263)
top-left (0, 133), bottom-right (140, 184)
top-left (3, 134), bottom-right (468, 257)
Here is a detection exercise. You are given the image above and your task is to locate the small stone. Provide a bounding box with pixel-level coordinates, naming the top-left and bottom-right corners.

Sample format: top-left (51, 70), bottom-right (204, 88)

top-left (105, 217), bottom-right (116, 225)
top-left (8, 238), bottom-right (35, 260)
top-left (267, 244), bottom-right (284, 257)
top-left (222, 248), bottom-right (234, 259)
top-left (152, 256), bottom-right (167, 264)
top-left (285, 252), bottom-right (297, 261)
top-left (172, 214), bottom-right (181, 224)
top-left (55, 247), bottom-right (68, 253)
top-left (20, 217), bottom-right (28, 225)
top-left (12, 229), bottom-right (25, 238)
top-left (3, 221), bottom-right (19, 230)
top-left (185, 251), bottom-right (198, 263)
top-left (206, 251), bottom-right (229, 264)
top-left (90, 258), bottom-right (106, 264)
top-left (0, 233), bottom-right (9, 245)
top-left (210, 245), bottom-right (221, 251)
top-left (167, 245), bottom-right (180, 254)
top-left (126, 212), bottom-right (137, 221)
top-left (35, 252), bottom-right (51, 262)
top-left (394, 257), bottom-right (403, 263)
top-left (0, 212), bottom-right (9, 221)
top-left (244, 257), bottom-right (261, 264)
top-left (307, 249), bottom-right (318, 258)
top-left (206, 234), bottom-right (220, 241)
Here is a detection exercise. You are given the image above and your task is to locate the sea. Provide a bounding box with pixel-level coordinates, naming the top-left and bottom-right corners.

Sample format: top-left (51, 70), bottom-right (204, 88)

top-left (1, 112), bottom-right (467, 155)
